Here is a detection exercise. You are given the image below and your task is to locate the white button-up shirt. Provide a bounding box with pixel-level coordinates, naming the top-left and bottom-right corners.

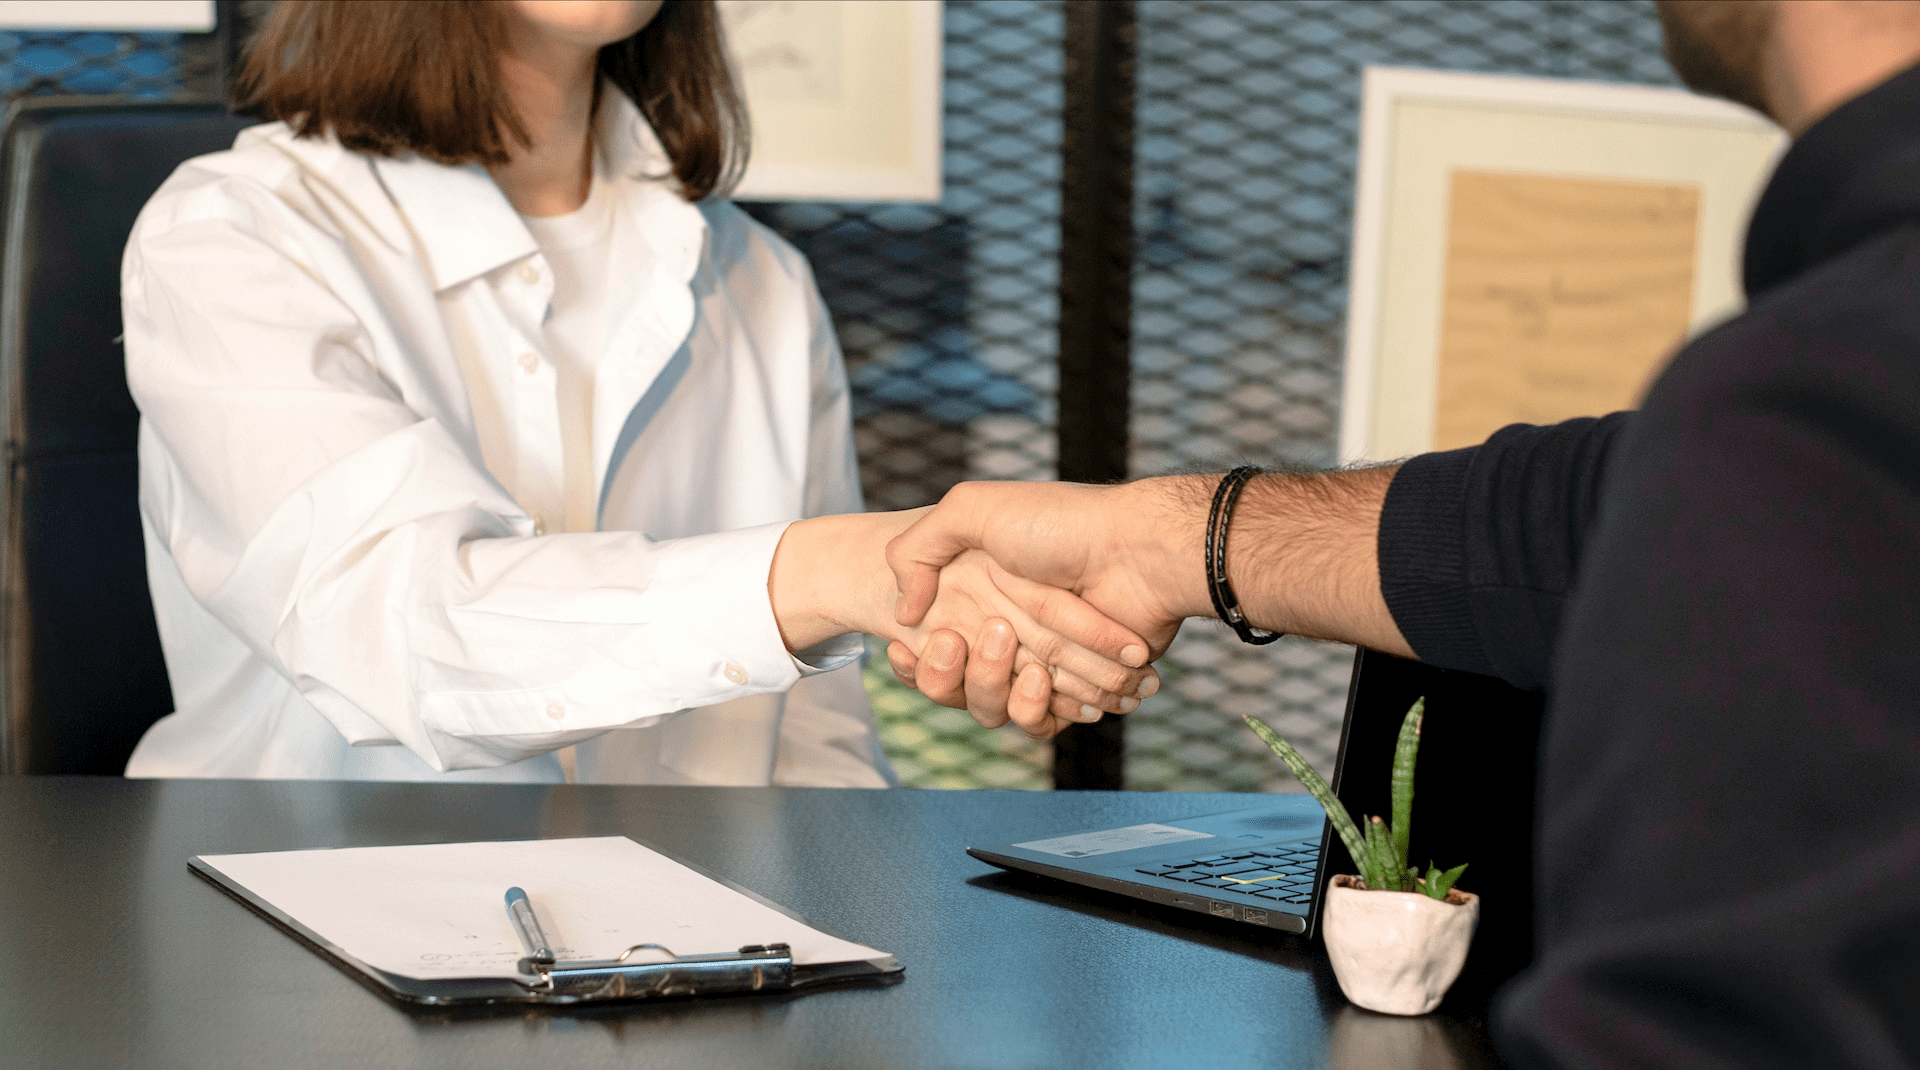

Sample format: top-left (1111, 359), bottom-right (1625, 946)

top-left (121, 90), bottom-right (890, 786)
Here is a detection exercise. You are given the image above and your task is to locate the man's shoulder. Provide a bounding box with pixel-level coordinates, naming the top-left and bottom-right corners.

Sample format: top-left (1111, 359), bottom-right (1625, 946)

top-left (1746, 224), bottom-right (1920, 348)
top-left (1655, 224), bottom-right (1920, 405)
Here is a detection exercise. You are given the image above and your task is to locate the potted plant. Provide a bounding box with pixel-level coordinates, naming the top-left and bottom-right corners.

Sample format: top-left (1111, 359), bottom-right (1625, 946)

top-left (1245, 699), bottom-right (1478, 1016)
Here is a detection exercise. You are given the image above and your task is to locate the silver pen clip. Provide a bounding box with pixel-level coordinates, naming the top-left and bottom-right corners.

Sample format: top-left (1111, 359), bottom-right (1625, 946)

top-left (504, 885), bottom-right (793, 1000)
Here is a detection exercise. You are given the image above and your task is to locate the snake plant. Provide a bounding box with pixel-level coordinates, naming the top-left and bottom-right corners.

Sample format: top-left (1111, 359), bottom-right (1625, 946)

top-left (1245, 698), bottom-right (1467, 901)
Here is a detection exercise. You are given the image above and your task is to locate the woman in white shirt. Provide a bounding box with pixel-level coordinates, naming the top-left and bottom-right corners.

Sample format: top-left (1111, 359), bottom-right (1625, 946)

top-left (121, 0), bottom-right (1155, 785)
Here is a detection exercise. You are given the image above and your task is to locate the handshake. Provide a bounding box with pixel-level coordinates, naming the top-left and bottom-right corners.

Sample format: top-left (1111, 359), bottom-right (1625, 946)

top-left (770, 468), bottom-right (1409, 740)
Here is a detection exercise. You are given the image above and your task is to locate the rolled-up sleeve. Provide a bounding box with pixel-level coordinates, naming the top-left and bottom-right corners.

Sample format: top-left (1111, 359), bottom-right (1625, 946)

top-left (1377, 413), bottom-right (1629, 690)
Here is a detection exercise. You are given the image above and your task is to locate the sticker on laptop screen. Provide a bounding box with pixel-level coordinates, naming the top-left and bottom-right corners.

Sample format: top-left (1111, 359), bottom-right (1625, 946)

top-left (1014, 823), bottom-right (1216, 858)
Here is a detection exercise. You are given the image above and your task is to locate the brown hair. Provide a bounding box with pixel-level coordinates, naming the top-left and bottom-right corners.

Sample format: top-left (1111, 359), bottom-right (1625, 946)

top-left (233, 0), bottom-right (747, 200)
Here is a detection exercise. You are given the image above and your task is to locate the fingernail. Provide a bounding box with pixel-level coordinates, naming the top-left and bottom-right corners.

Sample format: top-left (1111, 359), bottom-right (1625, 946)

top-left (1137, 675), bottom-right (1160, 699)
top-left (1119, 696), bottom-right (1139, 713)
top-left (984, 627), bottom-right (1013, 660)
top-left (928, 634), bottom-right (961, 672)
top-left (1020, 672), bottom-right (1050, 700)
top-left (1079, 703), bottom-right (1102, 722)
top-left (1121, 644), bottom-right (1147, 667)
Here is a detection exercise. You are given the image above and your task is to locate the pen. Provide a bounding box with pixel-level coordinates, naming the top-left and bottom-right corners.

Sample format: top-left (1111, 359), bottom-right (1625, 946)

top-left (504, 886), bottom-right (555, 965)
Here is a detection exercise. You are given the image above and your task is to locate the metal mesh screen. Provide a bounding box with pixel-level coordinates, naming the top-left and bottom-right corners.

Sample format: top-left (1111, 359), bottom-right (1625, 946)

top-left (753, 0), bottom-right (1676, 792)
top-left (0, 28), bottom-right (221, 100)
top-left (2, 0), bottom-right (1681, 792)
top-left (744, 0), bottom-right (1067, 790)
top-left (1125, 0), bottom-right (1676, 791)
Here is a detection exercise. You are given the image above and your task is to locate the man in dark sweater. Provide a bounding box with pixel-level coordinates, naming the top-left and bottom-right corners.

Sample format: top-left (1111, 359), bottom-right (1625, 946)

top-left (888, 2), bottom-right (1920, 1065)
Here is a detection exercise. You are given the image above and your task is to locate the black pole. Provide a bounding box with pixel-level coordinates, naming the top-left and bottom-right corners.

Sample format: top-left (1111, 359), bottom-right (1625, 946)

top-left (1052, 0), bottom-right (1135, 791)
top-left (216, 0), bottom-right (242, 93)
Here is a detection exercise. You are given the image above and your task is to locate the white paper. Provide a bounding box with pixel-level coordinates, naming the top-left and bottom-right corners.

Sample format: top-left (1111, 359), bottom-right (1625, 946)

top-left (1014, 823), bottom-right (1215, 859)
top-left (198, 837), bottom-right (885, 981)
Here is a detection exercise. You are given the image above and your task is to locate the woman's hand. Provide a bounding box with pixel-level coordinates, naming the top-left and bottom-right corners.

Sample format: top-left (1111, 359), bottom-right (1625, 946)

top-left (768, 510), bottom-right (1157, 738)
top-left (902, 551), bottom-right (1158, 738)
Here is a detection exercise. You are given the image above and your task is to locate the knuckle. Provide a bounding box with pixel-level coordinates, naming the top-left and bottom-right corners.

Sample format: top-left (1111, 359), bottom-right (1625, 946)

top-left (968, 698), bottom-right (1008, 728)
top-left (965, 656), bottom-right (1000, 689)
top-left (1054, 673), bottom-right (1097, 705)
top-left (1031, 631), bottom-right (1066, 664)
top-left (937, 481), bottom-right (978, 510)
top-left (1056, 658), bottom-right (1124, 700)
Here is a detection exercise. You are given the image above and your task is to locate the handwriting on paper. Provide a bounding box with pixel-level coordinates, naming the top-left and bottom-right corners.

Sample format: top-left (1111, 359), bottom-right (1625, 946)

top-left (1434, 170), bottom-right (1700, 451)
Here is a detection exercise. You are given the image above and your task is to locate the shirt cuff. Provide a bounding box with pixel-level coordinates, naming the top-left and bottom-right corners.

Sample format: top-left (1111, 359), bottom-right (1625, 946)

top-left (791, 632), bottom-right (865, 675)
top-left (645, 520), bottom-right (808, 694)
top-left (1378, 446), bottom-right (1494, 677)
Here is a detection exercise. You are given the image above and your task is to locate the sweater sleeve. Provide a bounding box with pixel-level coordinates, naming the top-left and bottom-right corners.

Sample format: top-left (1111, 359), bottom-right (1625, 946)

top-left (1376, 412), bottom-right (1630, 690)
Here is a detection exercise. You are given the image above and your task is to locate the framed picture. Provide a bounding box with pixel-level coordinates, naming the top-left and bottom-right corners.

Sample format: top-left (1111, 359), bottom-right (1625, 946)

top-left (0, 1), bottom-right (214, 30)
top-left (1338, 66), bottom-right (1785, 463)
top-left (720, 0), bottom-right (943, 203)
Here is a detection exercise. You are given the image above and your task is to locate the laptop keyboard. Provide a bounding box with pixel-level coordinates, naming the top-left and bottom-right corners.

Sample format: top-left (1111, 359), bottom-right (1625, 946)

top-left (1133, 840), bottom-right (1322, 905)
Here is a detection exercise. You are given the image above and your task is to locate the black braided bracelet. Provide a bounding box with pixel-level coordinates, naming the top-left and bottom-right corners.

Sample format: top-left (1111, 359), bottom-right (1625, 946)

top-left (1205, 465), bottom-right (1284, 646)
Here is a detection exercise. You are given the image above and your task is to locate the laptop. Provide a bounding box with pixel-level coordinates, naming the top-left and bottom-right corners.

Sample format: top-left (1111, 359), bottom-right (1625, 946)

top-left (968, 649), bottom-right (1543, 964)
top-left (969, 794), bottom-right (1330, 933)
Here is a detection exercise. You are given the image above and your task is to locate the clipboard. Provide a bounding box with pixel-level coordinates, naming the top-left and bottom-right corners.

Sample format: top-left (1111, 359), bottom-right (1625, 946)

top-left (189, 836), bottom-right (903, 1007)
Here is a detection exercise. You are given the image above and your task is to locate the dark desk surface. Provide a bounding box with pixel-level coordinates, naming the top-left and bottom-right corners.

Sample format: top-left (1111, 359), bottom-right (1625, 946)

top-left (0, 778), bottom-right (1507, 1069)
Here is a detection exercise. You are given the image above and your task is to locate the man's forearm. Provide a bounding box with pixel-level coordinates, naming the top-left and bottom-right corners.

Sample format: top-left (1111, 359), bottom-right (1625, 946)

top-left (1115, 468), bottom-right (1414, 657)
top-left (1233, 467), bottom-right (1412, 655)
top-left (887, 465), bottom-right (1418, 673)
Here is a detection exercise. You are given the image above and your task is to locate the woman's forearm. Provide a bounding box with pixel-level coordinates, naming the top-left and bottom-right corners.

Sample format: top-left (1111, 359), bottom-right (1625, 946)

top-left (767, 511), bottom-right (912, 652)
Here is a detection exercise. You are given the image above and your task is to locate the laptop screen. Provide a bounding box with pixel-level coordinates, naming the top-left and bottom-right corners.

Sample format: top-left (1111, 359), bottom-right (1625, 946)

top-left (1332, 650), bottom-right (1544, 980)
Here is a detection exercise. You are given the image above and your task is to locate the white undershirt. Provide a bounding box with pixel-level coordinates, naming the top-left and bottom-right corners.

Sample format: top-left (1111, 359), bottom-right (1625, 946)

top-left (521, 173), bottom-right (619, 535)
top-left (521, 173), bottom-right (620, 785)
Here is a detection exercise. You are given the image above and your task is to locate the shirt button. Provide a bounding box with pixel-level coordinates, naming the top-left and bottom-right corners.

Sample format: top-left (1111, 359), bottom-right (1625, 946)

top-left (517, 261), bottom-right (540, 283)
top-left (545, 702), bottom-right (566, 720)
top-left (723, 663), bottom-right (748, 685)
top-left (517, 352), bottom-right (539, 374)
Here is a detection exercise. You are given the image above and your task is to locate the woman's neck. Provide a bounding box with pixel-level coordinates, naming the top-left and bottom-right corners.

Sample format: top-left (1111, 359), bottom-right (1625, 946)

top-left (489, 24), bottom-right (599, 217)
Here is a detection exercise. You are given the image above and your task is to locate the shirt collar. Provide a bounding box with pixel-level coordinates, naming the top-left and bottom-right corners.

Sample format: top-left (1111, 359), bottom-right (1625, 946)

top-left (370, 84), bottom-right (691, 293)
top-left (593, 81), bottom-right (676, 184)
top-left (371, 154), bottom-right (529, 293)
top-left (1743, 60), bottom-right (1920, 298)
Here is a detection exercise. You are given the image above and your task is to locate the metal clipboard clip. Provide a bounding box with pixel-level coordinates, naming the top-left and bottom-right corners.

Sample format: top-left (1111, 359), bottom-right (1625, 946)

top-left (505, 886), bottom-right (794, 1000)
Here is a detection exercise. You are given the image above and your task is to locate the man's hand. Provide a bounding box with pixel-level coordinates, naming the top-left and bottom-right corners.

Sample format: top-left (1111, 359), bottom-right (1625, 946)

top-left (900, 549), bottom-right (1160, 738)
top-left (882, 480), bottom-right (1212, 719)
top-left (769, 508), bottom-right (1160, 737)
top-left (888, 479), bottom-right (1204, 645)
top-left (883, 469), bottom-right (1418, 721)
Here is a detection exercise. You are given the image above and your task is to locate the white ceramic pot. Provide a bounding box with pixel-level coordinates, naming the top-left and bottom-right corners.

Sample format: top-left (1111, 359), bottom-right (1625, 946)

top-left (1321, 874), bottom-right (1480, 1016)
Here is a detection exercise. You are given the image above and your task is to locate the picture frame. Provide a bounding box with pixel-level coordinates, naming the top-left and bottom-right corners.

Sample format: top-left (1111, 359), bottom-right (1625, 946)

top-left (721, 0), bottom-right (943, 203)
top-left (1338, 66), bottom-right (1785, 463)
top-left (0, 1), bottom-right (215, 30)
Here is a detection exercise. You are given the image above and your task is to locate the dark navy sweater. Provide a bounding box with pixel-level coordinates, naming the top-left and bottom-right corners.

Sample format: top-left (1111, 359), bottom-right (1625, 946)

top-left (1378, 65), bottom-right (1920, 1070)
